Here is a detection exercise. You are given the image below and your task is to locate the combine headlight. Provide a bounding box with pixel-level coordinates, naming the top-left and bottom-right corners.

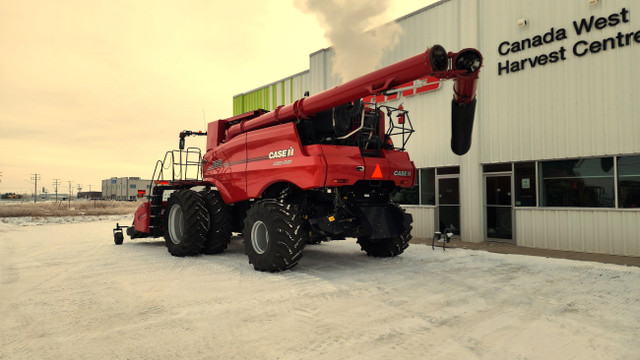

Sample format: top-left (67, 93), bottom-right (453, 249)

top-left (429, 45), bottom-right (448, 72)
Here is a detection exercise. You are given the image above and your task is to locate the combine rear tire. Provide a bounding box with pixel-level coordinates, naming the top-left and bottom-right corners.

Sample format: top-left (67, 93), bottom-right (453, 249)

top-left (200, 189), bottom-right (232, 254)
top-left (357, 205), bottom-right (412, 257)
top-left (163, 190), bottom-right (209, 257)
top-left (243, 199), bottom-right (306, 272)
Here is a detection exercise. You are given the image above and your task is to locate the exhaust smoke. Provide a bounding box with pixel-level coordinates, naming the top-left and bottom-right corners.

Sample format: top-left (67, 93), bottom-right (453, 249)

top-left (295, 0), bottom-right (403, 82)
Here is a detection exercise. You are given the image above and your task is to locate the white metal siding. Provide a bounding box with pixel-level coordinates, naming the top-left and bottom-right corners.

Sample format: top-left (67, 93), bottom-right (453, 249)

top-left (292, 72), bottom-right (310, 102)
top-left (477, 0), bottom-right (640, 163)
top-left (309, 48), bottom-right (341, 95)
top-left (516, 208), bottom-right (640, 256)
top-left (404, 206), bottom-right (436, 239)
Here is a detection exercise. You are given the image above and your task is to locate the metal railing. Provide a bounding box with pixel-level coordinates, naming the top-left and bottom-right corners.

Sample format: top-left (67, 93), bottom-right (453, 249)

top-left (148, 147), bottom-right (203, 191)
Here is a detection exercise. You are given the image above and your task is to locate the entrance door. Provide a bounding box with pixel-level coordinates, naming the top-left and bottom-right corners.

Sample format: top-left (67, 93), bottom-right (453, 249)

top-left (485, 175), bottom-right (513, 241)
top-left (438, 177), bottom-right (460, 235)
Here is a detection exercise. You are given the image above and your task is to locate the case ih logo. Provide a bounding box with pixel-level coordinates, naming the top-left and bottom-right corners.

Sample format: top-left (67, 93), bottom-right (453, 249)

top-left (268, 146), bottom-right (294, 159)
top-left (393, 171), bottom-right (411, 177)
top-left (363, 76), bottom-right (441, 103)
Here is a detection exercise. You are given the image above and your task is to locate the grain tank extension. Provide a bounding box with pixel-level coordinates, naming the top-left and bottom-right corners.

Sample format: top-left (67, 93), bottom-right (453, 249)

top-left (113, 45), bottom-right (483, 272)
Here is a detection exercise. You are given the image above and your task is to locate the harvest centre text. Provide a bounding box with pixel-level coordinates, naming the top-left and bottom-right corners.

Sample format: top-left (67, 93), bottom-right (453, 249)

top-left (497, 8), bottom-right (639, 76)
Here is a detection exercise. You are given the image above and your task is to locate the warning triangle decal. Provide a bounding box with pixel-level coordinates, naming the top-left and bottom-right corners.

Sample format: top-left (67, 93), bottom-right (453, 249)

top-left (371, 164), bottom-right (383, 179)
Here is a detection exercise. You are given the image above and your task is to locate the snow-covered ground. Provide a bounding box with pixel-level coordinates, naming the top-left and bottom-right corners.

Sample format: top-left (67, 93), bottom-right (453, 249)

top-left (1, 216), bottom-right (639, 360)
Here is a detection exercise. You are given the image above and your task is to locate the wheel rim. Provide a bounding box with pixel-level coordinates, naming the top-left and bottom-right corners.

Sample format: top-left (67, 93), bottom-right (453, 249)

top-left (168, 204), bottom-right (185, 245)
top-left (251, 220), bottom-right (269, 254)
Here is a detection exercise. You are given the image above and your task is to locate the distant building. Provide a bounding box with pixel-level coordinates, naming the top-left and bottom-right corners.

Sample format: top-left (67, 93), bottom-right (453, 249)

top-left (102, 177), bottom-right (152, 201)
top-left (77, 191), bottom-right (102, 200)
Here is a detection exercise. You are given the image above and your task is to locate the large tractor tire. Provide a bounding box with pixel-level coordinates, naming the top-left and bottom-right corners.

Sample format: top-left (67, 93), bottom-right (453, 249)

top-left (243, 199), bottom-right (306, 272)
top-left (163, 189), bottom-right (209, 257)
top-left (357, 205), bottom-right (413, 257)
top-left (200, 189), bottom-right (232, 254)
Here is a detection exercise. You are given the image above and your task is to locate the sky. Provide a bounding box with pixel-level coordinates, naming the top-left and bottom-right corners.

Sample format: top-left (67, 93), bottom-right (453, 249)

top-left (0, 0), bottom-right (435, 195)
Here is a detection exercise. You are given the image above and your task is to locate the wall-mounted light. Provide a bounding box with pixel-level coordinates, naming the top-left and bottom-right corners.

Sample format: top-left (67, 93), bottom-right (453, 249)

top-left (589, 0), bottom-right (599, 6)
top-left (517, 18), bottom-right (527, 28)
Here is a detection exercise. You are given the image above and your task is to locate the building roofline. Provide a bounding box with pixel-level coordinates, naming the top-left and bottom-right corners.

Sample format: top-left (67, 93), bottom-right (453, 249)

top-left (233, 69), bottom-right (310, 98)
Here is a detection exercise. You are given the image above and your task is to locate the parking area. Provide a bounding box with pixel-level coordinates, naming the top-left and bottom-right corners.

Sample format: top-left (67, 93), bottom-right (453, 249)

top-left (1, 216), bottom-right (639, 359)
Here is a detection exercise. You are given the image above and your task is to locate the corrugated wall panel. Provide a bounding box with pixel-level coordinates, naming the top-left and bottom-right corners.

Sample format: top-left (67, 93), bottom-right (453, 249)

top-left (309, 49), bottom-right (330, 95)
top-left (516, 209), bottom-right (640, 256)
top-left (478, 0), bottom-right (640, 163)
top-left (404, 206), bottom-right (436, 239)
top-left (232, 71), bottom-right (310, 115)
top-left (387, 89), bottom-right (461, 167)
top-left (375, 0), bottom-right (463, 167)
top-left (283, 79), bottom-right (291, 105)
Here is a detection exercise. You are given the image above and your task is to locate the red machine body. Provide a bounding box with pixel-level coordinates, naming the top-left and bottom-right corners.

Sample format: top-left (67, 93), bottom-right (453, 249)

top-left (203, 45), bottom-right (482, 204)
top-left (133, 201), bottom-right (151, 233)
top-left (117, 44), bottom-right (483, 272)
top-left (202, 121), bottom-right (416, 204)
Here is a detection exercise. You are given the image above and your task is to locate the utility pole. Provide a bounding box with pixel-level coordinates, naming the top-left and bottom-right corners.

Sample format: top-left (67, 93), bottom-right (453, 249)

top-left (77, 184), bottom-right (82, 199)
top-left (68, 181), bottom-right (73, 207)
top-left (30, 173), bottom-right (41, 203)
top-left (53, 179), bottom-right (61, 202)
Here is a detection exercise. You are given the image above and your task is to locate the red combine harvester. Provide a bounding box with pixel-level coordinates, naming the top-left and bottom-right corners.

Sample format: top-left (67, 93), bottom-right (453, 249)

top-left (113, 45), bottom-right (482, 272)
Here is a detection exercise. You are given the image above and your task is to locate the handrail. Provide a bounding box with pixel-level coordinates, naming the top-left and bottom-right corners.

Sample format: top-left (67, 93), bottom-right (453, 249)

top-left (146, 148), bottom-right (203, 199)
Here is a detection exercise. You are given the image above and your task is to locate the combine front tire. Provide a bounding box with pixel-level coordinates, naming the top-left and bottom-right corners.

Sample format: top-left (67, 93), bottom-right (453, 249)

top-left (200, 189), bottom-right (232, 254)
top-left (114, 232), bottom-right (124, 245)
top-left (357, 205), bottom-right (413, 257)
top-left (243, 200), bottom-right (306, 272)
top-left (163, 190), bottom-right (209, 257)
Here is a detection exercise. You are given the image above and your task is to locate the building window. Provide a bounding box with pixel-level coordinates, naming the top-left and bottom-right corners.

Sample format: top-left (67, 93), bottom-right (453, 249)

top-left (420, 168), bottom-right (436, 205)
top-left (130, 184), bottom-right (136, 189)
top-left (392, 186), bottom-right (419, 204)
top-left (617, 155), bottom-right (640, 208)
top-left (540, 158), bottom-right (615, 208)
top-left (392, 167), bottom-right (436, 205)
top-left (515, 162), bottom-right (536, 206)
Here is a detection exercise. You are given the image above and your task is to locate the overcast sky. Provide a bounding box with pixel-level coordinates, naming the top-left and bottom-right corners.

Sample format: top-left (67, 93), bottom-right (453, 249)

top-left (0, 0), bottom-right (433, 195)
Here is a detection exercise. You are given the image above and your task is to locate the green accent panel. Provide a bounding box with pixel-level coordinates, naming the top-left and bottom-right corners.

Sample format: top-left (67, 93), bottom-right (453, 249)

top-left (234, 74), bottom-right (307, 115)
top-left (234, 87), bottom-right (280, 116)
top-left (233, 96), bottom-right (243, 115)
top-left (263, 88), bottom-right (269, 110)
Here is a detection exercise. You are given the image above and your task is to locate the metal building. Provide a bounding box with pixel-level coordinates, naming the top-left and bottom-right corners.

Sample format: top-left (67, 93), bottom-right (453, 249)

top-left (101, 177), bottom-right (152, 201)
top-left (233, 0), bottom-right (640, 256)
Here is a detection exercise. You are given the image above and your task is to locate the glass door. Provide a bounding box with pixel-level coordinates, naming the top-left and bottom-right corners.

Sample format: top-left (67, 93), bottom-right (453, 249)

top-left (437, 177), bottom-right (460, 235)
top-left (485, 175), bottom-right (513, 241)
